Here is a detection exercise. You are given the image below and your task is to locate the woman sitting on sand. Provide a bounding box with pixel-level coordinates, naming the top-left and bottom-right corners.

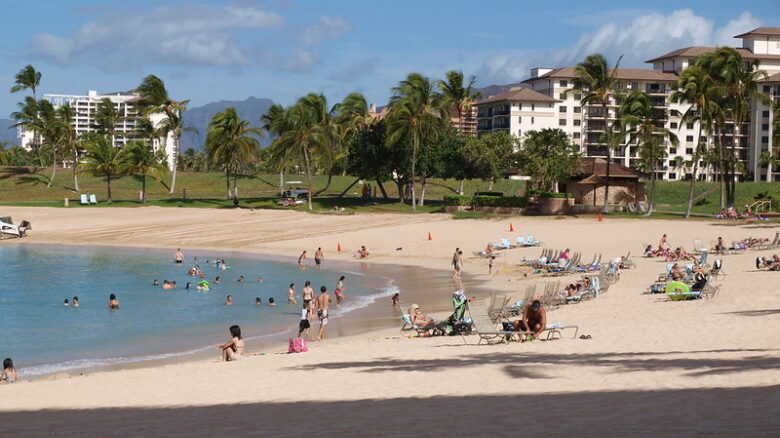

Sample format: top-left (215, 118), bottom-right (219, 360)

top-left (409, 304), bottom-right (437, 328)
top-left (216, 325), bottom-right (244, 362)
top-left (1, 358), bottom-right (17, 383)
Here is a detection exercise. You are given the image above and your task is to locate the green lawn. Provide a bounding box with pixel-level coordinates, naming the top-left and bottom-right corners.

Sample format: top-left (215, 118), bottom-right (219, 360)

top-left (651, 181), bottom-right (780, 215)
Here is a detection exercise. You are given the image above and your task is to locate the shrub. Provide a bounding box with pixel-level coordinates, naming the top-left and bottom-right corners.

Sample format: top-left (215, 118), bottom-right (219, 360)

top-left (538, 191), bottom-right (570, 199)
top-left (473, 195), bottom-right (527, 207)
top-left (443, 194), bottom-right (472, 206)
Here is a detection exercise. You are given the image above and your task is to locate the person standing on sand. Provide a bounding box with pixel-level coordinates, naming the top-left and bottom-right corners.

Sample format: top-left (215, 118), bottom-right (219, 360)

top-left (452, 250), bottom-right (463, 280)
top-left (175, 248), bottom-right (184, 264)
top-left (489, 256), bottom-right (495, 275)
top-left (315, 248), bottom-right (324, 270)
top-left (288, 283), bottom-right (297, 304)
top-left (334, 276), bottom-right (346, 307)
top-left (298, 251), bottom-right (307, 270)
top-left (298, 302), bottom-right (311, 339)
top-left (316, 286), bottom-right (332, 341)
top-left (658, 234), bottom-right (670, 252)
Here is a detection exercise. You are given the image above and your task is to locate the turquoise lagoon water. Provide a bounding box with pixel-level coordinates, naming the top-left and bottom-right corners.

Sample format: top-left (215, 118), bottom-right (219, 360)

top-left (0, 245), bottom-right (399, 377)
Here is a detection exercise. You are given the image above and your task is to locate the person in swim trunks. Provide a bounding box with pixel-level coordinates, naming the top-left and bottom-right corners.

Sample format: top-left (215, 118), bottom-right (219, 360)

top-left (316, 285), bottom-right (332, 341)
top-left (315, 248), bottom-right (324, 270)
top-left (334, 275), bottom-right (346, 307)
top-left (175, 248), bottom-right (184, 264)
top-left (514, 300), bottom-right (546, 340)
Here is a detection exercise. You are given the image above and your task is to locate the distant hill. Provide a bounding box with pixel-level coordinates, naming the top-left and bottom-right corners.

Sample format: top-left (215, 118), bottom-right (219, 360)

top-left (180, 97), bottom-right (275, 151)
top-left (0, 119), bottom-right (17, 146)
top-left (475, 82), bottom-right (528, 100)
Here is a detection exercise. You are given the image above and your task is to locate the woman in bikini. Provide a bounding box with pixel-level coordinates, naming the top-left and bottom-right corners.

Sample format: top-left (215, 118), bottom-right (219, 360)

top-left (216, 325), bottom-right (244, 361)
top-left (334, 276), bottom-right (346, 307)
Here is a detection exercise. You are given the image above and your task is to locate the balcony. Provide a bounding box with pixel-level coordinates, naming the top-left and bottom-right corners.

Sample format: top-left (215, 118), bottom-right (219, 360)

top-left (477, 109), bottom-right (493, 118)
top-left (493, 108), bottom-right (510, 116)
top-left (493, 120), bottom-right (510, 129)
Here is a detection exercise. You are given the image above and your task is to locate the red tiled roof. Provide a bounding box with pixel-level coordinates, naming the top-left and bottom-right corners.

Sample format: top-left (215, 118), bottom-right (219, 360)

top-left (645, 46), bottom-right (780, 63)
top-left (574, 157), bottom-right (645, 180)
top-left (761, 72), bottom-right (780, 83)
top-left (734, 27), bottom-right (780, 38)
top-left (477, 87), bottom-right (558, 105)
top-left (523, 66), bottom-right (677, 83)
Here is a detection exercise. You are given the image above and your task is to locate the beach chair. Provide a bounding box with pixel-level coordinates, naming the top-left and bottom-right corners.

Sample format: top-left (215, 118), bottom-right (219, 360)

top-left (621, 251), bottom-right (634, 269)
top-left (516, 236), bottom-right (528, 246)
top-left (467, 300), bottom-right (529, 345)
top-left (526, 236), bottom-right (542, 246)
top-left (400, 314), bottom-right (443, 337)
top-left (693, 240), bottom-right (709, 255)
top-left (89, 194), bottom-right (98, 204)
top-left (752, 232), bottom-right (779, 251)
top-left (710, 259), bottom-right (725, 278)
top-left (492, 240), bottom-right (510, 250)
top-left (80, 194), bottom-right (89, 205)
top-left (544, 322), bottom-right (579, 340)
top-left (500, 238), bottom-right (516, 249)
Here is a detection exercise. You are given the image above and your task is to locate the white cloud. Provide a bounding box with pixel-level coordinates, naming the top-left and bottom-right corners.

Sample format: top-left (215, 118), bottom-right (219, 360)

top-left (29, 4), bottom-right (350, 73)
top-left (478, 9), bottom-right (763, 85)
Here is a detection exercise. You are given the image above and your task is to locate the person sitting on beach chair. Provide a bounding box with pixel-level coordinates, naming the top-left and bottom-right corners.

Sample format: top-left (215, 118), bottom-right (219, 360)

top-left (512, 300), bottom-right (547, 341)
top-left (409, 304), bottom-right (438, 329)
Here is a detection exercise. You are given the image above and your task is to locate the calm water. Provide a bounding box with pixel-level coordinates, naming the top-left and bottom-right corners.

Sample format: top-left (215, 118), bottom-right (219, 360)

top-left (0, 245), bottom-right (396, 377)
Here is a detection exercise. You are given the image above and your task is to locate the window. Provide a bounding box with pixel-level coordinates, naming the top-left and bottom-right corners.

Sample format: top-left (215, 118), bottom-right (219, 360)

top-left (763, 136), bottom-right (769, 144)
top-left (574, 93), bottom-right (581, 100)
top-left (669, 173), bottom-right (677, 180)
top-left (517, 103), bottom-right (522, 110)
top-left (763, 110), bottom-right (770, 117)
top-left (670, 148), bottom-right (677, 154)
top-left (531, 117), bottom-right (535, 124)
top-left (573, 132), bottom-right (581, 139)
top-left (686, 135), bottom-right (694, 142)
top-left (518, 116), bottom-right (522, 123)
top-left (531, 103), bottom-right (535, 111)
top-left (560, 80), bottom-right (568, 87)
top-left (559, 93), bottom-right (566, 99)
top-left (559, 106), bottom-right (567, 113)
top-left (559, 119), bottom-right (567, 126)
top-left (518, 130), bottom-right (522, 137)
top-left (763, 123), bottom-right (769, 131)
top-left (574, 119), bottom-right (581, 126)
top-left (764, 85), bottom-right (772, 93)
top-left (573, 106), bottom-right (581, 113)
top-left (686, 122), bottom-right (694, 129)
top-left (670, 122), bottom-right (678, 129)
top-left (686, 148), bottom-right (694, 155)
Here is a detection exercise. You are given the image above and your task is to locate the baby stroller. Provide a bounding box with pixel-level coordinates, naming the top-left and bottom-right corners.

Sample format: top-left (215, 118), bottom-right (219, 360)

top-left (445, 289), bottom-right (473, 336)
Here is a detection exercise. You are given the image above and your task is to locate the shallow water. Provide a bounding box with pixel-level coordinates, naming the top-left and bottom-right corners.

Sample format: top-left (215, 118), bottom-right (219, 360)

top-left (0, 245), bottom-right (400, 377)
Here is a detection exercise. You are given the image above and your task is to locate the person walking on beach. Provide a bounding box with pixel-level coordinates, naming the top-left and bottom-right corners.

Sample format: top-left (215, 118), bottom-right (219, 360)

top-left (316, 286), bottom-right (332, 341)
top-left (298, 302), bottom-right (311, 339)
top-left (334, 275), bottom-right (346, 307)
top-left (288, 283), bottom-right (297, 304)
top-left (175, 248), bottom-right (184, 264)
top-left (298, 251), bottom-right (307, 270)
top-left (658, 234), bottom-right (670, 252)
top-left (315, 247), bottom-right (324, 270)
top-left (452, 250), bottom-right (463, 280)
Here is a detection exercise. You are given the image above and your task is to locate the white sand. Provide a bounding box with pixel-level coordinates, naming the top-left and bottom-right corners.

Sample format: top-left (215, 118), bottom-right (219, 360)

top-left (1, 206), bottom-right (779, 437)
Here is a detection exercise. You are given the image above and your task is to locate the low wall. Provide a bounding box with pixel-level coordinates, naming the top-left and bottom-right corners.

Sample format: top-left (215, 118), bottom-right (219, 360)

top-left (539, 198), bottom-right (574, 215)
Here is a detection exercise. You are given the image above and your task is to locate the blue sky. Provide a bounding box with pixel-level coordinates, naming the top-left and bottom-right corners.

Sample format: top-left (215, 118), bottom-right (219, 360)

top-left (0, 0), bottom-right (777, 116)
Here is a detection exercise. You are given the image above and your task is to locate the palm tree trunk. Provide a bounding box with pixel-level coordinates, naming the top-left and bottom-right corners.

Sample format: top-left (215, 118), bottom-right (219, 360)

top-left (684, 123), bottom-right (704, 219)
top-left (458, 179), bottom-right (464, 195)
top-left (395, 179), bottom-right (405, 203)
top-left (279, 169), bottom-right (284, 196)
top-left (141, 174), bottom-right (146, 203)
top-left (338, 177), bottom-right (360, 198)
top-left (107, 175), bottom-right (112, 203)
top-left (602, 102), bottom-right (610, 213)
top-left (717, 126), bottom-right (725, 210)
top-left (418, 176), bottom-right (426, 206)
top-left (375, 179), bottom-right (389, 199)
top-left (303, 148), bottom-right (313, 210)
top-left (225, 168), bottom-right (231, 199)
top-left (410, 133), bottom-right (418, 211)
top-left (72, 149), bottom-right (80, 192)
top-left (313, 170), bottom-right (333, 196)
top-left (233, 170), bottom-right (239, 199)
top-left (48, 159), bottom-right (57, 188)
top-left (168, 135), bottom-right (179, 194)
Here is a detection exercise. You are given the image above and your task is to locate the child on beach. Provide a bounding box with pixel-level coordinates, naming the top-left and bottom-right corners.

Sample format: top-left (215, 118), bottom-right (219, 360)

top-left (1, 358), bottom-right (17, 383)
top-left (392, 293), bottom-right (400, 306)
top-left (298, 302), bottom-right (311, 339)
top-left (216, 325), bottom-right (244, 362)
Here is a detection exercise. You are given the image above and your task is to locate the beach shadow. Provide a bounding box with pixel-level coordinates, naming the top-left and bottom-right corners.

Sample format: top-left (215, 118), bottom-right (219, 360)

top-left (723, 309), bottom-right (780, 317)
top-left (1, 385), bottom-right (777, 437)
top-left (287, 349), bottom-right (778, 378)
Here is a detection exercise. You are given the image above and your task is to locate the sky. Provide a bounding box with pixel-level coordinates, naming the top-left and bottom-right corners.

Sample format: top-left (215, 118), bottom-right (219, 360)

top-left (0, 0), bottom-right (778, 117)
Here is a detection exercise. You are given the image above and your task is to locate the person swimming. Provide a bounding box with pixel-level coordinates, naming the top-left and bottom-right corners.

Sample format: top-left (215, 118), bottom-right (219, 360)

top-left (257, 276), bottom-right (264, 283)
top-left (255, 297), bottom-right (263, 306)
top-left (225, 295), bottom-right (233, 306)
top-left (268, 297), bottom-right (277, 306)
top-left (214, 276), bottom-right (221, 285)
top-left (153, 279), bottom-right (160, 286)
top-left (108, 293), bottom-right (120, 310)
top-left (287, 283), bottom-right (297, 305)
top-left (236, 276), bottom-right (244, 283)
top-left (185, 282), bottom-right (192, 290)
top-left (64, 298), bottom-right (69, 307)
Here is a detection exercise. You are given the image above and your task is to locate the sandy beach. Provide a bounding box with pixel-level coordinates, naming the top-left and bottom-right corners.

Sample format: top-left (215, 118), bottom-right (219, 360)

top-left (1, 206), bottom-right (779, 437)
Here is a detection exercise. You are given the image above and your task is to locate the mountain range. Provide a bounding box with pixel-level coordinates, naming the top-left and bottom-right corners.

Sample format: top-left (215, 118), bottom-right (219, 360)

top-left (0, 118), bottom-right (16, 145)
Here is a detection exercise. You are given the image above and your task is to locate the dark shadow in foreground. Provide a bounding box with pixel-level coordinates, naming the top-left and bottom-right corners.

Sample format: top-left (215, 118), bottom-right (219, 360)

top-left (0, 385), bottom-right (778, 438)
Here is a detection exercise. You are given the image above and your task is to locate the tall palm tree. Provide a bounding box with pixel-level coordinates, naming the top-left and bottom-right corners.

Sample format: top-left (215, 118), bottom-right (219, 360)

top-left (135, 117), bottom-right (165, 151)
top-left (261, 103), bottom-right (293, 195)
top-left (386, 73), bottom-right (448, 210)
top-left (266, 97), bottom-right (334, 210)
top-left (205, 107), bottom-right (262, 200)
top-left (569, 54), bottom-right (623, 213)
top-left (670, 65), bottom-right (719, 218)
top-left (122, 140), bottom-right (168, 203)
top-left (618, 90), bottom-right (678, 215)
top-left (56, 104), bottom-right (81, 191)
top-left (94, 98), bottom-right (125, 146)
top-left (82, 135), bottom-right (127, 202)
top-left (438, 70), bottom-right (482, 135)
top-left (10, 65), bottom-right (42, 99)
top-left (11, 97), bottom-right (44, 161)
top-left (136, 75), bottom-right (190, 194)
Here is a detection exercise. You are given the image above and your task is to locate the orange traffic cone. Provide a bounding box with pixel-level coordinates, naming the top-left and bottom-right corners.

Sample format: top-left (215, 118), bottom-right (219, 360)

top-left (598, 212), bottom-right (603, 222)
top-left (509, 223), bottom-right (515, 232)
top-left (427, 232), bottom-right (432, 241)
top-left (337, 242), bottom-right (342, 252)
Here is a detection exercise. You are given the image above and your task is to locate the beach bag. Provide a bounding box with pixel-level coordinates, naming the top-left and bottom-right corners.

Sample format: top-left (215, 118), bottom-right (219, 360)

top-left (288, 337), bottom-right (308, 353)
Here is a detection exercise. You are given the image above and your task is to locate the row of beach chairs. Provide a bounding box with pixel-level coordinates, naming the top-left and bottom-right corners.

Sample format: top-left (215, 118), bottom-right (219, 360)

top-left (80, 194), bottom-right (99, 205)
top-left (491, 236), bottom-right (542, 250)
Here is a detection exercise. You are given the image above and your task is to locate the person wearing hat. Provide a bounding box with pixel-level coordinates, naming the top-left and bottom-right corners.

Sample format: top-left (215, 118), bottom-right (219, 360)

top-left (409, 304), bottom-right (436, 328)
top-left (514, 300), bottom-right (546, 339)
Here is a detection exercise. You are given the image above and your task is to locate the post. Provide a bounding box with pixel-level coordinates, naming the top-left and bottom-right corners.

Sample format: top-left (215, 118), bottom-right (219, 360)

top-left (182, 188), bottom-right (187, 200)
top-left (64, 198), bottom-right (69, 207)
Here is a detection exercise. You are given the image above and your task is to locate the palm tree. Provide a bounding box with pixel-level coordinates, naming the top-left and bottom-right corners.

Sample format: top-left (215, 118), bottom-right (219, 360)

top-left (56, 104), bottom-right (81, 191)
top-left (618, 90), bottom-right (678, 215)
top-left (122, 140), bottom-right (168, 203)
top-left (569, 54), bottom-right (623, 213)
top-left (266, 96), bottom-right (334, 210)
top-left (81, 135), bottom-right (127, 202)
top-left (94, 98), bottom-right (125, 146)
top-left (10, 65), bottom-right (42, 99)
top-left (136, 75), bottom-right (190, 194)
top-left (386, 73), bottom-right (448, 210)
top-left (11, 97), bottom-right (44, 161)
top-left (670, 65), bottom-right (719, 218)
top-left (439, 70), bottom-right (482, 136)
top-left (135, 117), bottom-right (165, 151)
top-left (205, 107), bottom-right (262, 200)
top-left (261, 103), bottom-right (293, 195)
top-left (36, 99), bottom-right (62, 187)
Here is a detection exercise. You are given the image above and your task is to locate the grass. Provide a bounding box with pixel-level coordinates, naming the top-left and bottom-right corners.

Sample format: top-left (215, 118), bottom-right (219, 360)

top-left (451, 211), bottom-right (494, 220)
top-left (0, 167), bottom-right (524, 214)
top-left (651, 181), bottom-right (780, 215)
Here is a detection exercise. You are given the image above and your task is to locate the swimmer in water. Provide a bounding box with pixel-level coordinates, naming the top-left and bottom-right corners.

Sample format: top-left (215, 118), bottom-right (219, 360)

top-left (153, 279), bottom-right (159, 286)
top-left (257, 276), bottom-right (264, 283)
top-left (236, 276), bottom-right (244, 283)
top-left (255, 297), bottom-right (263, 306)
top-left (225, 295), bottom-right (233, 306)
top-left (73, 296), bottom-right (79, 308)
top-left (185, 282), bottom-right (191, 290)
top-left (268, 297), bottom-right (277, 306)
top-left (175, 248), bottom-right (184, 264)
top-left (108, 293), bottom-right (120, 310)
top-left (64, 298), bottom-right (69, 307)
top-left (288, 283), bottom-right (297, 305)
top-left (214, 276), bottom-right (221, 285)
top-left (334, 275), bottom-right (346, 307)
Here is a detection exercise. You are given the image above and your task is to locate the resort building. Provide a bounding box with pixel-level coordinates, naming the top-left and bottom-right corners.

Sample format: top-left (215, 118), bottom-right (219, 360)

top-left (475, 26), bottom-right (780, 182)
top-left (18, 90), bottom-right (177, 169)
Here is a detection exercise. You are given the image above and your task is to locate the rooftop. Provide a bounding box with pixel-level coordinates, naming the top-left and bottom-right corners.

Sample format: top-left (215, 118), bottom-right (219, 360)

top-left (734, 27), bottom-right (780, 38)
top-left (477, 87), bottom-right (558, 105)
top-left (646, 46), bottom-right (780, 63)
top-left (573, 157), bottom-right (646, 180)
top-left (523, 66), bottom-right (678, 83)
top-left (760, 72), bottom-right (780, 83)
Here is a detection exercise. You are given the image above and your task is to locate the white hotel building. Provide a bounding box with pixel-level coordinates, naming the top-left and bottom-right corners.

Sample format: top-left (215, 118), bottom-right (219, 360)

top-left (475, 26), bottom-right (780, 182)
top-left (19, 90), bottom-right (177, 170)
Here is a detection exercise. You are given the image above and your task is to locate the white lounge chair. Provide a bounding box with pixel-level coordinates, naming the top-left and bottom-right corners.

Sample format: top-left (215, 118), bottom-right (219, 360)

top-left (80, 194), bottom-right (89, 205)
top-left (89, 194), bottom-right (98, 204)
